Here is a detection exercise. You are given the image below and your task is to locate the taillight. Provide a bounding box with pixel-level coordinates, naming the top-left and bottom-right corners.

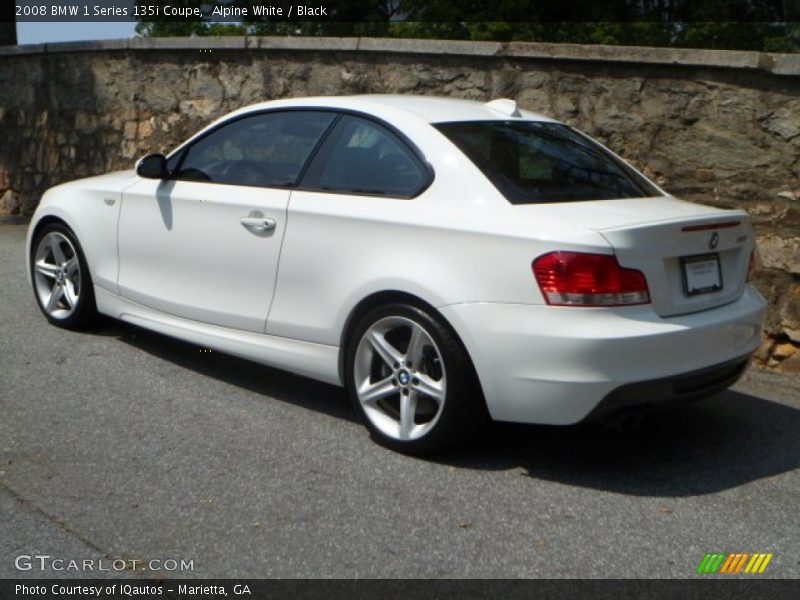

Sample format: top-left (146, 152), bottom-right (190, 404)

top-left (533, 251), bottom-right (650, 307)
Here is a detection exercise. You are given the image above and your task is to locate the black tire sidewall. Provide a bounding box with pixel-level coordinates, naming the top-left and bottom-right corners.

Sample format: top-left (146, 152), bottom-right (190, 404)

top-left (344, 302), bottom-right (485, 454)
top-left (31, 223), bottom-right (97, 329)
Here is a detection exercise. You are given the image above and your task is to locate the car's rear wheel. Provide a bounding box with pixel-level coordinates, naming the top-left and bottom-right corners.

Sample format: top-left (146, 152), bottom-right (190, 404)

top-left (31, 223), bottom-right (98, 329)
top-left (345, 303), bottom-right (486, 454)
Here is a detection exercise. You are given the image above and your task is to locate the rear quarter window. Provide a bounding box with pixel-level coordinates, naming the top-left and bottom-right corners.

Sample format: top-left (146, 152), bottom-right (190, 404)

top-left (300, 115), bottom-right (429, 198)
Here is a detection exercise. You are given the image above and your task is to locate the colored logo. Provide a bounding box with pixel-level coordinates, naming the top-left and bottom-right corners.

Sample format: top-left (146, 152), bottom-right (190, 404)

top-left (398, 370), bottom-right (411, 385)
top-left (696, 552), bottom-right (773, 574)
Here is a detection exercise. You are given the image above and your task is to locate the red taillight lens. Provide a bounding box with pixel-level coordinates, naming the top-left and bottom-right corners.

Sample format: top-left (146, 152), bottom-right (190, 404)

top-left (532, 251), bottom-right (650, 307)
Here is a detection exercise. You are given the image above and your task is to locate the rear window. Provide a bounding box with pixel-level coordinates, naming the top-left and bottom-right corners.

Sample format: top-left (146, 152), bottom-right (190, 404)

top-left (435, 121), bottom-right (661, 204)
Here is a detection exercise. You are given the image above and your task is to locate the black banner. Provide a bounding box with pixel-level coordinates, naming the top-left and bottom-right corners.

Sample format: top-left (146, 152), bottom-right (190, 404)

top-left (3, 579), bottom-right (800, 600)
top-left (8, 0), bottom-right (800, 23)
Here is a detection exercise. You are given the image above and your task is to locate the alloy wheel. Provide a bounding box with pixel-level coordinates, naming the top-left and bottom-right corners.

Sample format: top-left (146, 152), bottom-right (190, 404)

top-left (33, 231), bottom-right (82, 320)
top-left (353, 316), bottom-right (447, 441)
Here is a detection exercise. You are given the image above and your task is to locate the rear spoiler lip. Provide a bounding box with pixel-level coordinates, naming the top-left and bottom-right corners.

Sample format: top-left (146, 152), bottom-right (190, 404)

top-left (590, 209), bottom-right (751, 233)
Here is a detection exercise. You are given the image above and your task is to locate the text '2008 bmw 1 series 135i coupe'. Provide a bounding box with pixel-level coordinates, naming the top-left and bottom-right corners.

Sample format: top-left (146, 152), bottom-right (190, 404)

top-left (26, 95), bottom-right (766, 453)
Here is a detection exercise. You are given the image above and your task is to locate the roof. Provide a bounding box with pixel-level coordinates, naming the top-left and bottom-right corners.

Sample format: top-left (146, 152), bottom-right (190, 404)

top-left (346, 95), bottom-right (556, 123)
top-left (228, 94), bottom-right (557, 125)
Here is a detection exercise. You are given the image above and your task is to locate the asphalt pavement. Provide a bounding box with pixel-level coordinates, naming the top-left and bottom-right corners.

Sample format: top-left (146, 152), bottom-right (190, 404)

top-left (1, 223), bottom-right (799, 579)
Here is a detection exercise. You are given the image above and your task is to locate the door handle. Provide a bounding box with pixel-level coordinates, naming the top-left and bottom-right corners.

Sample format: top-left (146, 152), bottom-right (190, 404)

top-left (240, 216), bottom-right (276, 232)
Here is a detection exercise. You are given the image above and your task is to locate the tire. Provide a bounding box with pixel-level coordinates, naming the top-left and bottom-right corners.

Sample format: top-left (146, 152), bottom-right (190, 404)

top-left (345, 302), bottom-right (487, 454)
top-left (30, 222), bottom-right (99, 330)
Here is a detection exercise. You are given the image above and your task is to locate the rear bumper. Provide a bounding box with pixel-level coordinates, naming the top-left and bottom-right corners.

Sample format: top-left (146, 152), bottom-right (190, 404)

top-left (439, 285), bottom-right (766, 425)
top-left (584, 355), bottom-right (750, 422)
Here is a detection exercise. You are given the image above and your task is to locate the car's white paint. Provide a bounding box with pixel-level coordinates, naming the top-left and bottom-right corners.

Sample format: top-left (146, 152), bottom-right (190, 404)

top-left (26, 95), bottom-right (767, 425)
top-left (93, 286), bottom-right (341, 385)
top-left (442, 286), bottom-right (764, 423)
top-left (25, 170), bottom-right (136, 293)
top-left (118, 178), bottom-right (288, 332)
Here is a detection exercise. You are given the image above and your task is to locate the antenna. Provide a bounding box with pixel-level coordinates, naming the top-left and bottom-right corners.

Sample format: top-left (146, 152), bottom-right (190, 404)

top-left (485, 99), bottom-right (521, 117)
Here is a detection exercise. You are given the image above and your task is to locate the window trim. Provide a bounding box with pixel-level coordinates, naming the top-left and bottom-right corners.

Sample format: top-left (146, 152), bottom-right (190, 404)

top-left (165, 107), bottom-right (435, 198)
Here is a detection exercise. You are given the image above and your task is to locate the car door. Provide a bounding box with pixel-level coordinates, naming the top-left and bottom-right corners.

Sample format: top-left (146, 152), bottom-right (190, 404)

top-left (117, 110), bottom-right (336, 332)
top-left (267, 114), bottom-right (433, 343)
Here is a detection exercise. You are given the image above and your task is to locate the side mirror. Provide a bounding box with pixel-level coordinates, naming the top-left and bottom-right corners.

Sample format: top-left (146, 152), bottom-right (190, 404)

top-left (136, 153), bottom-right (168, 179)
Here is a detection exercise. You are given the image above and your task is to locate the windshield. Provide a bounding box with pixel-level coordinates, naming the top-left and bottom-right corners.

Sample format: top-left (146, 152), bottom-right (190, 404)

top-left (434, 121), bottom-right (662, 204)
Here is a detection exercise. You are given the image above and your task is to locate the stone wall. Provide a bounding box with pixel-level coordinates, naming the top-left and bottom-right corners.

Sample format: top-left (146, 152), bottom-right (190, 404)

top-left (0, 37), bottom-right (798, 370)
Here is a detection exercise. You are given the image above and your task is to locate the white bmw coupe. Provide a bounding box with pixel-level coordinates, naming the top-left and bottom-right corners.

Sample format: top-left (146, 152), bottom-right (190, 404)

top-left (27, 95), bottom-right (766, 453)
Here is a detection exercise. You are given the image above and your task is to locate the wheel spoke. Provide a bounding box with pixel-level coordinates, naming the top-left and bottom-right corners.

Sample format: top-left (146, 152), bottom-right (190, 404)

top-left (62, 280), bottom-right (78, 308)
top-left (359, 376), bottom-right (396, 405)
top-left (415, 372), bottom-right (445, 404)
top-left (50, 237), bottom-right (66, 264)
top-left (46, 285), bottom-right (64, 312)
top-left (65, 256), bottom-right (79, 276)
top-left (368, 330), bottom-right (404, 369)
top-left (399, 391), bottom-right (418, 439)
top-left (35, 260), bottom-right (59, 279)
top-left (405, 324), bottom-right (427, 366)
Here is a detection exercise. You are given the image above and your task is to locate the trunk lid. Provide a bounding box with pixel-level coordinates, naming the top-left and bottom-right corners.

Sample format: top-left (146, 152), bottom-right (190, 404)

top-left (516, 196), bottom-right (754, 317)
top-left (591, 198), bottom-right (752, 317)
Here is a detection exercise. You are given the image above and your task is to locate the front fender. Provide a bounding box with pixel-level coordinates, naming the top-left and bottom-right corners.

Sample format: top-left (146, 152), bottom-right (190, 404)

top-left (25, 173), bottom-right (133, 293)
top-left (25, 203), bottom-right (86, 286)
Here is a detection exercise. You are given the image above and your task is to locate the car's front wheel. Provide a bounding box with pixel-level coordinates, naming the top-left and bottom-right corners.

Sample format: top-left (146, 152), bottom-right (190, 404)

top-left (345, 303), bottom-right (486, 454)
top-left (31, 223), bottom-right (98, 329)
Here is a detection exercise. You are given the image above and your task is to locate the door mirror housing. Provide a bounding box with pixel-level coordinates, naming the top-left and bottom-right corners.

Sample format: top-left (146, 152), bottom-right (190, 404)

top-left (136, 153), bottom-right (168, 179)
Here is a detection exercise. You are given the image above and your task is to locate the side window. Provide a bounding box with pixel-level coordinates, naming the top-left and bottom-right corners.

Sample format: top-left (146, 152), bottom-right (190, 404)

top-left (172, 111), bottom-right (336, 188)
top-left (301, 115), bottom-right (428, 197)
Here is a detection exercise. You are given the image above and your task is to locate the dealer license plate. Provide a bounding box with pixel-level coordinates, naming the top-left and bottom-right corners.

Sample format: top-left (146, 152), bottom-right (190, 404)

top-left (681, 253), bottom-right (723, 296)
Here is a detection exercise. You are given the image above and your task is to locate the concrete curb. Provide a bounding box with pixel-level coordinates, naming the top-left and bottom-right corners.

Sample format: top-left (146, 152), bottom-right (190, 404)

top-left (0, 36), bottom-right (797, 76)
